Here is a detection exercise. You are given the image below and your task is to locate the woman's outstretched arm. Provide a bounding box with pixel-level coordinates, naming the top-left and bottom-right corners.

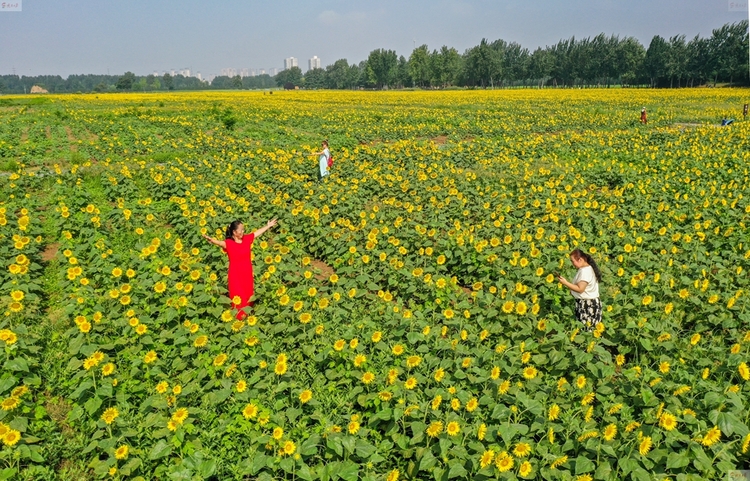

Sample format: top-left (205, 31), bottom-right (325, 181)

top-left (202, 234), bottom-right (227, 249)
top-left (253, 218), bottom-right (278, 238)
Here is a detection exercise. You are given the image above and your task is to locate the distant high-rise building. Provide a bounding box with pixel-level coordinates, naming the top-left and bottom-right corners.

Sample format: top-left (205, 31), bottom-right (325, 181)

top-left (183, 69), bottom-right (191, 77)
top-left (284, 57), bottom-right (298, 70)
top-left (171, 70), bottom-right (176, 77)
top-left (153, 71), bottom-right (159, 77)
top-left (240, 68), bottom-right (249, 78)
top-left (308, 56), bottom-right (321, 71)
top-left (221, 68), bottom-right (238, 77)
top-left (269, 68), bottom-right (280, 76)
top-left (259, 69), bottom-right (266, 75)
top-left (196, 72), bottom-right (202, 81)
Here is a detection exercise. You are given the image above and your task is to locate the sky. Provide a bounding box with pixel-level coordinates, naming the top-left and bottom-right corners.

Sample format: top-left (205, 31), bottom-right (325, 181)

top-left (0, 0), bottom-right (747, 78)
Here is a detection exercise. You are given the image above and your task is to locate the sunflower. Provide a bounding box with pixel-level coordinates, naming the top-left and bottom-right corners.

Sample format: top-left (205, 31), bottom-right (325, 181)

top-left (242, 403), bottom-right (258, 419)
top-left (299, 390), bottom-right (312, 403)
top-left (701, 426), bottom-right (721, 446)
top-left (347, 420), bottom-right (360, 435)
top-left (659, 412), bottom-right (677, 431)
top-left (361, 372), bottom-right (375, 385)
top-left (282, 440), bottom-right (296, 456)
top-left (518, 460), bottom-right (533, 477)
top-left (480, 449), bottom-right (495, 468)
top-left (1, 429), bottom-right (21, 447)
top-left (446, 421), bottom-right (460, 436)
top-left (495, 453), bottom-right (514, 472)
top-left (209, 353), bottom-right (227, 367)
top-left (522, 366), bottom-right (538, 380)
top-left (426, 421), bottom-right (443, 437)
top-left (0, 397), bottom-right (19, 411)
top-left (114, 445), bottom-right (129, 460)
top-left (101, 407), bottom-right (119, 425)
top-left (513, 442), bottom-right (531, 457)
top-left (638, 435), bottom-right (652, 455)
top-left (602, 424), bottom-right (617, 441)
top-left (548, 404), bottom-right (560, 421)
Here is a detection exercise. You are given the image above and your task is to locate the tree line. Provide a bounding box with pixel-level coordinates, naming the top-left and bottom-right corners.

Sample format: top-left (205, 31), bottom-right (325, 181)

top-left (0, 20), bottom-right (746, 94)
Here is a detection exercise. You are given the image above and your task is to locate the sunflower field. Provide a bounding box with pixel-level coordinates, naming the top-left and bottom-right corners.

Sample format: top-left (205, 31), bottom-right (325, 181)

top-left (0, 89), bottom-right (749, 481)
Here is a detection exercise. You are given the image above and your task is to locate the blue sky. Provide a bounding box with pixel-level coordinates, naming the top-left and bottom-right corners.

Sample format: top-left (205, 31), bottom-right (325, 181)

top-left (0, 0), bottom-right (746, 77)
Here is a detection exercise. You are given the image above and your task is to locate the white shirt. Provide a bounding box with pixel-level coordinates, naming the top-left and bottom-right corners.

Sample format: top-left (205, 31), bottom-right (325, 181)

top-left (571, 266), bottom-right (599, 300)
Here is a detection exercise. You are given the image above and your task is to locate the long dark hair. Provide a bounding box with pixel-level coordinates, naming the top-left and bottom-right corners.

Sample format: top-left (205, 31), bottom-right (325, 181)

top-left (225, 220), bottom-right (242, 240)
top-left (571, 249), bottom-right (602, 282)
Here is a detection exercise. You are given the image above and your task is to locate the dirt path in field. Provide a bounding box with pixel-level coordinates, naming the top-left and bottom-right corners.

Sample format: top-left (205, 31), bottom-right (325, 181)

top-left (311, 259), bottom-right (335, 281)
top-left (41, 243), bottom-right (60, 262)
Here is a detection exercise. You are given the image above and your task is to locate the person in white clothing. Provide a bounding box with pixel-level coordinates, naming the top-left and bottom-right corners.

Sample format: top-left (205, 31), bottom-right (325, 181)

top-left (311, 140), bottom-right (330, 180)
top-left (557, 249), bottom-right (602, 331)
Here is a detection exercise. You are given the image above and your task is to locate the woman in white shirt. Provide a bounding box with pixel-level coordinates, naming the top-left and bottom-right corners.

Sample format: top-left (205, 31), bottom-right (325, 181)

top-left (558, 249), bottom-right (602, 331)
top-left (311, 140), bottom-right (330, 180)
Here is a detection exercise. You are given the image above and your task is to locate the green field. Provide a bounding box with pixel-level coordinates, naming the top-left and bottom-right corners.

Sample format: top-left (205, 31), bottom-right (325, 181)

top-left (0, 89), bottom-right (749, 480)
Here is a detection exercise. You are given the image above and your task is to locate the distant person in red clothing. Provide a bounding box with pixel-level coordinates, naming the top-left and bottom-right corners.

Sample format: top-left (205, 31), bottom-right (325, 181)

top-left (640, 107), bottom-right (647, 124)
top-left (202, 218), bottom-right (278, 318)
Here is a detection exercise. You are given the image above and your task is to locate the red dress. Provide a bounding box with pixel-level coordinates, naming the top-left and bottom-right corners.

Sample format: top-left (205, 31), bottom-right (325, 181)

top-left (224, 233), bottom-right (255, 319)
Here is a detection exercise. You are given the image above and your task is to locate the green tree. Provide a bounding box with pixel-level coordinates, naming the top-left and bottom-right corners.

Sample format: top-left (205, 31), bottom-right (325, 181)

top-left (432, 46), bottom-right (462, 87)
top-left (616, 37), bottom-right (645, 86)
top-left (366, 49), bottom-right (398, 89)
top-left (464, 39), bottom-right (501, 87)
top-left (275, 66), bottom-right (303, 88)
top-left (116, 71), bottom-right (136, 91)
top-left (304, 68), bottom-right (327, 89)
top-left (163, 73), bottom-right (174, 90)
top-left (666, 35), bottom-right (688, 87)
top-left (528, 47), bottom-right (552, 87)
top-left (325, 59), bottom-right (350, 89)
top-left (409, 45), bottom-right (431, 87)
top-left (643, 35), bottom-right (669, 87)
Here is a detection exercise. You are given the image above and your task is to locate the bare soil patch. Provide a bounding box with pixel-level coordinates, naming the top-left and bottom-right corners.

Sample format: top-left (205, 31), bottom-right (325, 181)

top-left (45, 125), bottom-right (52, 139)
top-left (64, 126), bottom-right (76, 142)
top-left (311, 259), bottom-right (335, 281)
top-left (431, 135), bottom-right (448, 145)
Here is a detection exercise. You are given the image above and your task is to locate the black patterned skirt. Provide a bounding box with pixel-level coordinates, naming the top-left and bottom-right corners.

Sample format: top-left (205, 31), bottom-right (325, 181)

top-left (575, 298), bottom-right (602, 330)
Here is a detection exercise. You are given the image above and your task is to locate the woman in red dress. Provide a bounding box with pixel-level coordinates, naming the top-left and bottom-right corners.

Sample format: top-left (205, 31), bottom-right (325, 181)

top-left (203, 218), bottom-right (277, 318)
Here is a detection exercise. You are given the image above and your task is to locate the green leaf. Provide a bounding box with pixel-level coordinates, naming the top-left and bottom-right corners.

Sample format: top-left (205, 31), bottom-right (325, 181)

top-left (84, 396), bottom-right (102, 415)
top-left (594, 461), bottom-right (611, 480)
top-left (447, 460), bottom-right (467, 479)
top-left (148, 440), bottom-right (172, 460)
top-left (419, 449), bottom-right (437, 471)
top-left (667, 451), bottom-right (690, 469)
top-left (340, 435), bottom-right (356, 455)
top-left (251, 453), bottom-right (268, 475)
top-left (327, 437), bottom-right (343, 457)
top-left (297, 463), bottom-right (315, 481)
top-left (0, 376), bottom-right (18, 395)
top-left (574, 455), bottom-right (595, 475)
top-left (0, 469), bottom-right (17, 481)
top-left (355, 439), bottom-right (377, 459)
top-left (338, 460), bottom-right (359, 481)
top-left (198, 459), bottom-right (217, 478)
top-left (4, 358), bottom-right (29, 372)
